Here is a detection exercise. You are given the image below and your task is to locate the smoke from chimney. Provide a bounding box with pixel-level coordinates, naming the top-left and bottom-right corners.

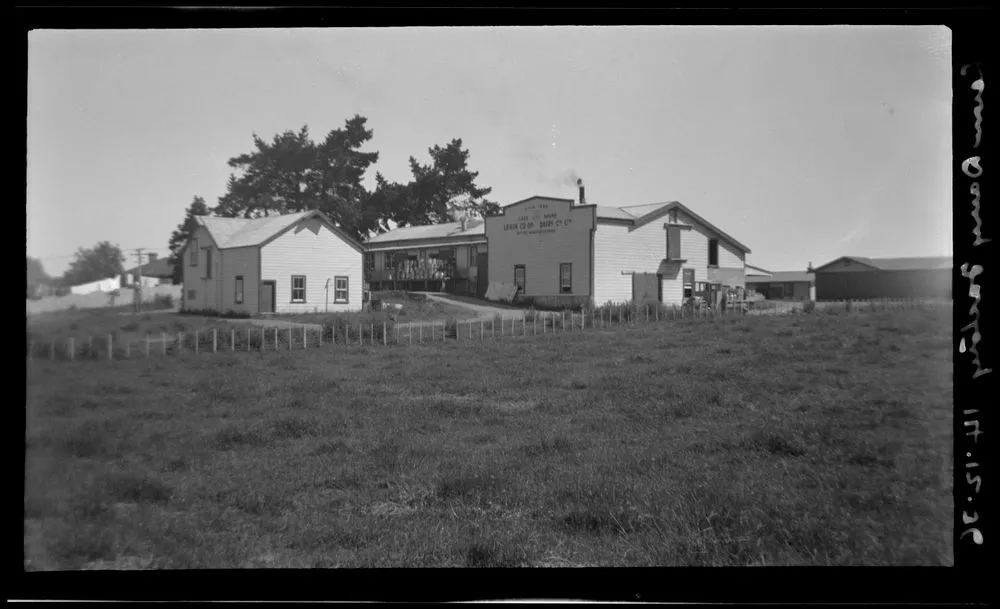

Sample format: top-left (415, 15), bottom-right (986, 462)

top-left (577, 178), bottom-right (585, 206)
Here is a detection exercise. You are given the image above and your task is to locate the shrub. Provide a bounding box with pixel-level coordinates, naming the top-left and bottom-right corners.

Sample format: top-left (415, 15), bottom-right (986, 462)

top-left (803, 299), bottom-right (816, 313)
top-left (153, 294), bottom-right (174, 310)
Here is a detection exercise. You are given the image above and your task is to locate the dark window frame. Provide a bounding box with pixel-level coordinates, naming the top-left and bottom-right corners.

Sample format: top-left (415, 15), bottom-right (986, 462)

top-left (683, 268), bottom-right (695, 298)
top-left (234, 275), bottom-right (244, 304)
top-left (187, 288), bottom-right (197, 301)
top-left (384, 251), bottom-right (395, 270)
top-left (334, 276), bottom-right (349, 304)
top-left (560, 263), bottom-right (572, 294)
top-left (291, 275), bottom-right (307, 303)
top-left (189, 239), bottom-right (199, 266)
top-left (708, 238), bottom-right (719, 267)
top-left (205, 248), bottom-right (213, 278)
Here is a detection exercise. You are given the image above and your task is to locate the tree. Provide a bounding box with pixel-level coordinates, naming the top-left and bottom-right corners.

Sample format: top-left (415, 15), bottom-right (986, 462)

top-left (26, 256), bottom-right (51, 298)
top-left (168, 195), bottom-right (213, 284)
top-left (61, 241), bottom-right (125, 287)
top-left (370, 138), bottom-right (499, 232)
top-left (215, 116), bottom-right (380, 241)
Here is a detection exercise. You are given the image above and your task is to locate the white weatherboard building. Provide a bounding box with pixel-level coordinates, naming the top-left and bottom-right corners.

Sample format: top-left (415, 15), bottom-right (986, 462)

top-left (181, 210), bottom-right (364, 314)
top-left (484, 183), bottom-right (752, 308)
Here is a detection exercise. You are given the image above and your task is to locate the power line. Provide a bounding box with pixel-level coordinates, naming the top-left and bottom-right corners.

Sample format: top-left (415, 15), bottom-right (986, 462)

top-left (29, 247), bottom-right (172, 262)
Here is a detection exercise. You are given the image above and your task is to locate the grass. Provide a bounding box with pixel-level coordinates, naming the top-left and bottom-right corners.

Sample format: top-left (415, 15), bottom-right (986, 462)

top-left (271, 293), bottom-right (476, 326)
top-left (24, 306), bottom-right (952, 569)
top-left (26, 307), bottom-right (231, 359)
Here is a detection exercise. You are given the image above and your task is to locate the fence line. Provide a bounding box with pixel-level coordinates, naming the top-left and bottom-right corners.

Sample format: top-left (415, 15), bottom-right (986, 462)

top-left (26, 297), bottom-right (950, 363)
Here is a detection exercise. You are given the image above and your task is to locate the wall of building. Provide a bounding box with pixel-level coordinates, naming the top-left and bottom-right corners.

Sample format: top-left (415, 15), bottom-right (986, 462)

top-left (815, 268), bottom-right (951, 300)
top-left (592, 208), bottom-right (746, 306)
top-left (485, 198), bottom-right (595, 301)
top-left (181, 225), bottom-right (223, 312)
top-left (220, 246), bottom-right (260, 314)
top-left (260, 216), bottom-right (363, 313)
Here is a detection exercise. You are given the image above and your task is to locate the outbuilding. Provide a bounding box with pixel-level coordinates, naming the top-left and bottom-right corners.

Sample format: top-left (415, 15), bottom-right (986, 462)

top-left (746, 270), bottom-right (815, 301)
top-left (181, 210), bottom-right (365, 314)
top-left (484, 181), bottom-right (752, 308)
top-left (812, 256), bottom-right (952, 300)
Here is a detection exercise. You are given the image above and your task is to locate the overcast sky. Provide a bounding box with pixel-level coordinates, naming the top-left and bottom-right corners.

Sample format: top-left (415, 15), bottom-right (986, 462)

top-left (27, 25), bottom-right (952, 276)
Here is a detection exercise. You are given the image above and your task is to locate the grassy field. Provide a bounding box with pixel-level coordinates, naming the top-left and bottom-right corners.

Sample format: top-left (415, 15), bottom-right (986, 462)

top-left (24, 305), bottom-right (952, 568)
top-left (270, 292), bottom-right (481, 327)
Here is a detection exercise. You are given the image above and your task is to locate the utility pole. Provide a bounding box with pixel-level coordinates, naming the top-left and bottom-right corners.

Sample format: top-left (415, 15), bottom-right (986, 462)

top-left (135, 248), bottom-right (145, 314)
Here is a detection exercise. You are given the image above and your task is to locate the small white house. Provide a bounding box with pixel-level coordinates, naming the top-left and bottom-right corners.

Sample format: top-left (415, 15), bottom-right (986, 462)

top-left (181, 210), bottom-right (365, 315)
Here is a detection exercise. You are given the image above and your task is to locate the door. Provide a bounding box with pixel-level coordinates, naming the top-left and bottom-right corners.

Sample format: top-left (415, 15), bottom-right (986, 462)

top-left (632, 273), bottom-right (659, 305)
top-left (476, 253), bottom-right (489, 298)
top-left (260, 280), bottom-right (275, 313)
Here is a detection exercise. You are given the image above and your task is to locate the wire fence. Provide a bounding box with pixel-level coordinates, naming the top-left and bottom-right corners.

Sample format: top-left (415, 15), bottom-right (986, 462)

top-left (26, 297), bottom-right (950, 363)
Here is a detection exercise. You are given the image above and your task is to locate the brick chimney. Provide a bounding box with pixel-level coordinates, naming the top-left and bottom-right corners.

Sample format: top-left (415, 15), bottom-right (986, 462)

top-left (148, 252), bottom-right (158, 262)
top-left (577, 178), bottom-right (585, 206)
top-left (460, 215), bottom-right (468, 231)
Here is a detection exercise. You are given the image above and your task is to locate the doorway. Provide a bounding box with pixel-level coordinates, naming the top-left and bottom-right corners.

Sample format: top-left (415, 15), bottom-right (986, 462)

top-left (260, 280), bottom-right (276, 313)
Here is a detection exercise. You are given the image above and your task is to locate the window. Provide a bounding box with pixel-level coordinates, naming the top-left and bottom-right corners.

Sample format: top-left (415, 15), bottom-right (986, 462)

top-left (514, 265), bottom-right (526, 293)
top-left (469, 245), bottom-right (479, 266)
top-left (560, 263), bottom-right (572, 294)
top-left (365, 253), bottom-right (375, 273)
top-left (187, 289), bottom-right (196, 301)
top-left (683, 268), bottom-right (695, 298)
top-left (235, 276), bottom-right (244, 304)
top-left (205, 248), bottom-right (213, 278)
top-left (384, 252), bottom-right (395, 270)
top-left (334, 276), bottom-right (349, 303)
top-left (291, 275), bottom-right (306, 303)
top-left (784, 282), bottom-right (796, 298)
top-left (708, 239), bottom-right (719, 267)
top-left (666, 226), bottom-right (683, 260)
top-left (189, 239), bottom-right (198, 266)
top-left (669, 209), bottom-right (679, 224)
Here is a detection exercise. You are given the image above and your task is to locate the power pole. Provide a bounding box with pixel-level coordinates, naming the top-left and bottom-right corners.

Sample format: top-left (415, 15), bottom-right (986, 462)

top-left (135, 248), bottom-right (145, 314)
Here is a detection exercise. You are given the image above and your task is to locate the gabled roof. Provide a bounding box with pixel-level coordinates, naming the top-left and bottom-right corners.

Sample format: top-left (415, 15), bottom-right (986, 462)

top-left (813, 256), bottom-right (953, 273)
top-left (195, 210), bottom-right (363, 253)
top-left (746, 271), bottom-right (815, 284)
top-left (125, 257), bottom-right (173, 278)
top-left (594, 200), bottom-right (751, 254)
top-left (365, 219), bottom-right (486, 245)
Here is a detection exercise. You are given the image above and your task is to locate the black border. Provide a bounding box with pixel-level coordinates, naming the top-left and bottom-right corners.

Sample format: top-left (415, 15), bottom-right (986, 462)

top-left (16, 5), bottom-right (994, 605)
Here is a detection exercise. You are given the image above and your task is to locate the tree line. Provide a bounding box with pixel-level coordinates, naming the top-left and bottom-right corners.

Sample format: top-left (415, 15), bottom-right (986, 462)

top-left (28, 114), bottom-right (497, 293)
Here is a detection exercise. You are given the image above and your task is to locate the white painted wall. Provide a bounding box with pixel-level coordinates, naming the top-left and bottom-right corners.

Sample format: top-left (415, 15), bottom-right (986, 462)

top-left (69, 277), bottom-right (120, 295)
top-left (485, 198), bottom-right (594, 298)
top-left (592, 208), bottom-right (747, 306)
top-left (260, 216), bottom-right (363, 313)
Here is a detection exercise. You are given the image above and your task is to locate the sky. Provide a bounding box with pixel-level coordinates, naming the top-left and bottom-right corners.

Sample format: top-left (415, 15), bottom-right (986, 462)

top-left (27, 25), bottom-right (952, 276)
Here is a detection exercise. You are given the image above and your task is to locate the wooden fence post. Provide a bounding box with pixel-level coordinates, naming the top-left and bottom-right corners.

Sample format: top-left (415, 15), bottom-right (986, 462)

top-left (108, 334), bottom-right (113, 361)
top-left (469, 319), bottom-right (473, 341)
top-left (177, 332), bottom-right (183, 356)
top-left (49, 341), bottom-right (55, 361)
top-left (383, 321), bottom-right (387, 346)
top-left (304, 325), bottom-right (308, 349)
top-left (69, 337), bottom-right (75, 361)
top-left (162, 332), bottom-right (167, 356)
top-left (231, 328), bottom-right (235, 352)
top-left (492, 317), bottom-right (495, 339)
top-left (89, 336), bottom-right (94, 358)
top-left (145, 334), bottom-right (150, 357)
top-left (195, 330), bottom-right (199, 355)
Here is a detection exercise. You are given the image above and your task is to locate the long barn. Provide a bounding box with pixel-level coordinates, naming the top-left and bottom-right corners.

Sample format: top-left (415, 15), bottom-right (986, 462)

top-left (812, 256), bottom-right (952, 300)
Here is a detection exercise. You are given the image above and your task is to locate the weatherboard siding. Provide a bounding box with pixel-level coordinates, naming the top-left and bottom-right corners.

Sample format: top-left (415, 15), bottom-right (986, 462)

top-left (221, 246), bottom-right (259, 315)
top-left (260, 216), bottom-right (363, 313)
top-left (592, 210), bottom-right (747, 307)
top-left (182, 225), bottom-right (223, 312)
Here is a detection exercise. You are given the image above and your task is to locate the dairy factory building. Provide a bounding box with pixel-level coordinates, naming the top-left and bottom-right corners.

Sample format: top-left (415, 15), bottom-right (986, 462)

top-left (483, 183), bottom-right (752, 308)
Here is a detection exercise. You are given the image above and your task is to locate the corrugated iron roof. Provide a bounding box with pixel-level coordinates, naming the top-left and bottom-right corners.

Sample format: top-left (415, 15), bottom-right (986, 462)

top-left (197, 211), bottom-right (316, 249)
top-left (365, 219), bottom-right (486, 244)
top-left (745, 264), bottom-right (773, 276)
top-left (125, 257), bottom-right (174, 278)
top-left (747, 271), bottom-right (814, 284)
top-left (815, 256), bottom-right (953, 272)
top-left (594, 205), bottom-right (636, 220)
